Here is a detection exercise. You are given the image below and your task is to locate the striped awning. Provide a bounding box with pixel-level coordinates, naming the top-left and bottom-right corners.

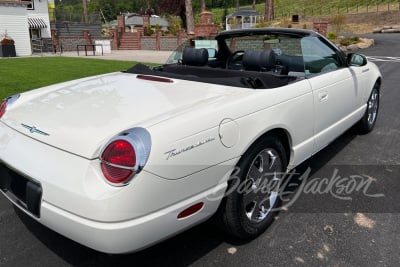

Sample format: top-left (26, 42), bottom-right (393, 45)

top-left (28, 17), bottom-right (47, 29)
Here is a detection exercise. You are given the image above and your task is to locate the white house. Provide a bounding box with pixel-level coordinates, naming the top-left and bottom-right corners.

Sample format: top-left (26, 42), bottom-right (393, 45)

top-left (225, 9), bottom-right (264, 31)
top-left (27, 0), bottom-right (51, 40)
top-left (0, 0), bottom-right (51, 56)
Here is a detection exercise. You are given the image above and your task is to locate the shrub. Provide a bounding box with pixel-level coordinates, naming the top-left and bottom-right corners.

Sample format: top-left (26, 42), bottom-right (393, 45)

top-left (340, 39), bottom-right (352, 46)
top-left (327, 32), bottom-right (337, 41)
top-left (254, 18), bottom-right (270, 28)
top-left (166, 15), bottom-right (181, 36)
top-left (340, 36), bottom-right (361, 46)
top-left (144, 24), bottom-right (154, 36)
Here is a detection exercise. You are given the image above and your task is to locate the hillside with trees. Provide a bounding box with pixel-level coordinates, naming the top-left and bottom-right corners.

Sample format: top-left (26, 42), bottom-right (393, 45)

top-left (54, 0), bottom-right (278, 23)
top-left (54, 0), bottom-right (399, 32)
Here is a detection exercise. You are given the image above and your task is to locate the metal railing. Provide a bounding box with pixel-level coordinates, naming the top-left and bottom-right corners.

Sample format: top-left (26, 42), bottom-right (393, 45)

top-left (31, 38), bottom-right (55, 55)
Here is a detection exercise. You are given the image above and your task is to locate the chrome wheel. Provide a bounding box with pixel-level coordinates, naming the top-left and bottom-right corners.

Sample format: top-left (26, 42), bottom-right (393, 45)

top-left (358, 83), bottom-right (380, 134)
top-left (243, 148), bottom-right (282, 223)
top-left (367, 88), bottom-right (379, 126)
top-left (216, 135), bottom-right (287, 239)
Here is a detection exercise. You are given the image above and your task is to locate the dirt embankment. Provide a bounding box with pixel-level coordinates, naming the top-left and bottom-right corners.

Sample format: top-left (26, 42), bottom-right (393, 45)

top-left (295, 10), bottom-right (400, 34)
top-left (345, 11), bottom-right (400, 34)
top-left (328, 10), bottom-right (400, 34)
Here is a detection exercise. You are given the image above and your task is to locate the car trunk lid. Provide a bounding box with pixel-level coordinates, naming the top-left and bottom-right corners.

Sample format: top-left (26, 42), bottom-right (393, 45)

top-left (2, 72), bottom-right (241, 159)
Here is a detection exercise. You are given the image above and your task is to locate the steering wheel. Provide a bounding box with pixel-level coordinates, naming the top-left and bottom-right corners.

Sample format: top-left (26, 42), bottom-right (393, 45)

top-left (226, 50), bottom-right (245, 70)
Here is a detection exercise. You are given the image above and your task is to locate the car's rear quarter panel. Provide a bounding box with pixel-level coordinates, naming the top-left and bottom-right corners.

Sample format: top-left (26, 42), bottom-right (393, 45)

top-left (146, 79), bottom-right (315, 179)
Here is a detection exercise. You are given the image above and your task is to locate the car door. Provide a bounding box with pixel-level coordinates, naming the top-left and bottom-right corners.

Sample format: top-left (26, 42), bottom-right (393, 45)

top-left (301, 36), bottom-right (362, 153)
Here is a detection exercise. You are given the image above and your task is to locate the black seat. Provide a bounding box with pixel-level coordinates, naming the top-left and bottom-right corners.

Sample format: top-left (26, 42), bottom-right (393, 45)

top-left (276, 54), bottom-right (305, 75)
top-left (242, 49), bottom-right (276, 71)
top-left (182, 47), bottom-right (209, 66)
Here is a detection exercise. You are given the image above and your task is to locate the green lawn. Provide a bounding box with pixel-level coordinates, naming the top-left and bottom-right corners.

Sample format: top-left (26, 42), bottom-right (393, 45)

top-left (0, 57), bottom-right (136, 99)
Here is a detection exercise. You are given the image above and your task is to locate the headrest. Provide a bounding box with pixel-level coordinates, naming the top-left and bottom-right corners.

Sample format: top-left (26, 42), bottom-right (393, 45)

top-left (243, 49), bottom-right (276, 71)
top-left (182, 47), bottom-right (209, 66)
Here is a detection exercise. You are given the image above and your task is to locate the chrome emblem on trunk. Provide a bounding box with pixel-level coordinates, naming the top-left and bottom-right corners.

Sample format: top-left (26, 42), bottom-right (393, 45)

top-left (21, 124), bottom-right (50, 136)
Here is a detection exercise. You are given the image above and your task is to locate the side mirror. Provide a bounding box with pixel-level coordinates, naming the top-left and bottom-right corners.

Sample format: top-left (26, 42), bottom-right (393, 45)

top-left (347, 53), bottom-right (367, 67)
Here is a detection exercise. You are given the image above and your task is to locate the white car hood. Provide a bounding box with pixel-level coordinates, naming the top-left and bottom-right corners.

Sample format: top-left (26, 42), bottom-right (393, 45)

top-left (3, 72), bottom-right (242, 159)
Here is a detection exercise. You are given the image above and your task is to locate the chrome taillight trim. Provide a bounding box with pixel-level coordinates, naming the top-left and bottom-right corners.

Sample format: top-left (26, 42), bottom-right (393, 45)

top-left (99, 160), bottom-right (136, 170)
top-left (6, 94), bottom-right (21, 106)
top-left (1, 94), bottom-right (20, 118)
top-left (99, 127), bottom-right (152, 186)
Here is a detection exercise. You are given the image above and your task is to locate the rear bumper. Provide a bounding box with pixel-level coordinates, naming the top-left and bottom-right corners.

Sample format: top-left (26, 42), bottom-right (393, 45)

top-left (0, 161), bottom-right (227, 254)
top-left (37, 183), bottom-right (225, 253)
top-left (0, 122), bottom-right (232, 253)
top-left (0, 178), bottom-right (225, 253)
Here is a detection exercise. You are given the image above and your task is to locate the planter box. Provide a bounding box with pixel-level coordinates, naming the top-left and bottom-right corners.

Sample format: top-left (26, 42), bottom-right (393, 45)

top-left (0, 45), bottom-right (16, 57)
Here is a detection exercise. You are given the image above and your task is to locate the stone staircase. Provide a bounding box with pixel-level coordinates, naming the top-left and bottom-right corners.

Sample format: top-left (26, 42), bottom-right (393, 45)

top-left (118, 32), bottom-right (140, 50)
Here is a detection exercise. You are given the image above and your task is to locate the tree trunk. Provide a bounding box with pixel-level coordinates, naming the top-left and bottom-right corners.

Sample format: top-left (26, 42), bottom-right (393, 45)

top-left (252, 0), bottom-right (256, 10)
top-left (236, 0), bottom-right (240, 10)
top-left (265, 0), bottom-right (274, 21)
top-left (185, 0), bottom-right (195, 34)
top-left (201, 0), bottom-right (206, 12)
top-left (82, 0), bottom-right (88, 23)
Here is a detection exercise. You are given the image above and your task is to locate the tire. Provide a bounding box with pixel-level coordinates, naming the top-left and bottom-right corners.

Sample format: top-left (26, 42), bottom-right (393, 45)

top-left (215, 135), bottom-right (288, 239)
top-left (358, 83), bottom-right (380, 134)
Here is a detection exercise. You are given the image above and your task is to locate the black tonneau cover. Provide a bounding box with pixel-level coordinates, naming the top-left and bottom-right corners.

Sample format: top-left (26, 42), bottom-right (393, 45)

top-left (126, 64), bottom-right (297, 89)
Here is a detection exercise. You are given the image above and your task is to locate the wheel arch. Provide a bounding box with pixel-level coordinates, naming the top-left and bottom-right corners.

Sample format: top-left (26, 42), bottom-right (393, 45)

top-left (375, 77), bottom-right (382, 90)
top-left (366, 76), bottom-right (382, 103)
top-left (240, 127), bottom-right (292, 167)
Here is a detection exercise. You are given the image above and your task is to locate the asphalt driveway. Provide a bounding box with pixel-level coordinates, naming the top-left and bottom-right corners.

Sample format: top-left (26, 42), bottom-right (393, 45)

top-left (1, 34), bottom-right (400, 267)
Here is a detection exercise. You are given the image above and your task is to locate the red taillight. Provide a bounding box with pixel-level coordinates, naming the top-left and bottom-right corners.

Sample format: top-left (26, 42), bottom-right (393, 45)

top-left (0, 100), bottom-right (7, 118)
top-left (100, 140), bottom-right (136, 184)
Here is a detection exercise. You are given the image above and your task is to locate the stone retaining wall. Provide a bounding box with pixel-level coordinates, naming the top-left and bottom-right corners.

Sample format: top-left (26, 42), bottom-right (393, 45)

top-left (160, 37), bottom-right (179, 51)
top-left (141, 37), bottom-right (157, 50)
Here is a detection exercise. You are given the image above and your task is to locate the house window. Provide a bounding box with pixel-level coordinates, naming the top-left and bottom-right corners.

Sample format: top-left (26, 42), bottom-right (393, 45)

top-left (22, 0), bottom-right (34, 10)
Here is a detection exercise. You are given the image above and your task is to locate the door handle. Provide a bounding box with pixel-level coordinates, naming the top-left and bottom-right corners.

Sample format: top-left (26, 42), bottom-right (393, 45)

top-left (318, 92), bottom-right (328, 102)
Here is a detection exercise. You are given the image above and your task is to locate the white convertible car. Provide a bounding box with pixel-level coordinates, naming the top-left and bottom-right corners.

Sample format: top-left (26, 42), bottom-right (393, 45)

top-left (0, 29), bottom-right (381, 253)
